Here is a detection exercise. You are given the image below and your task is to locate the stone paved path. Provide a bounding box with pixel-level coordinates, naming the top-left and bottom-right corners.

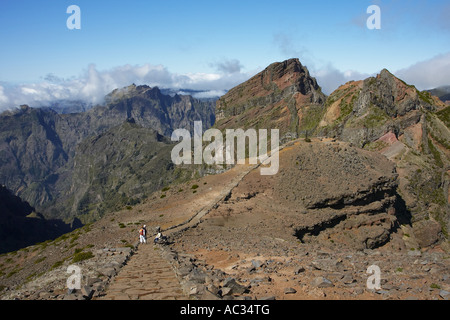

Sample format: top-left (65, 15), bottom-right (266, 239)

top-left (100, 243), bottom-right (186, 300)
top-left (100, 163), bottom-right (263, 300)
top-left (100, 147), bottom-right (284, 300)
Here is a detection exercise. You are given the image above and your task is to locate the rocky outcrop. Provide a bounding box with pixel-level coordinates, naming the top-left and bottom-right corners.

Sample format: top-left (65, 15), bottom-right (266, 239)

top-left (215, 58), bottom-right (326, 141)
top-left (318, 69), bottom-right (445, 148)
top-left (174, 139), bottom-right (404, 252)
top-left (317, 70), bottom-right (449, 250)
top-left (274, 140), bottom-right (401, 250)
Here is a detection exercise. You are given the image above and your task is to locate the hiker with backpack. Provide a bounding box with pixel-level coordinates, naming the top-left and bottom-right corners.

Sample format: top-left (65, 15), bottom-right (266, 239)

top-left (139, 225), bottom-right (147, 244)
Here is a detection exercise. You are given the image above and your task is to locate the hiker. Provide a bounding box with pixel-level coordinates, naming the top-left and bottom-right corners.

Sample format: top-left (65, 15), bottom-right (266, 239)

top-left (154, 230), bottom-right (162, 244)
top-left (154, 226), bottom-right (167, 244)
top-left (139, 225), bottom-right (147, 244)
top-left (143, 225), bottom-right (147, 238)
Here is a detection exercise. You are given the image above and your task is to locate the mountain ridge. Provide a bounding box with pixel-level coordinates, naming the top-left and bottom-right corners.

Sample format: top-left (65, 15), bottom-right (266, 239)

top-left (0, 86), bottom-right (216, 227)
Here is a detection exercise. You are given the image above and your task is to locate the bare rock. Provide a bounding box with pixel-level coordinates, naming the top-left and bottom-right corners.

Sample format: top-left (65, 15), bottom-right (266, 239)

top-left (284, 287), bottom-right (297, 294)
top-left (311, 277), bottom-right (334, 288)
top-left (412, 220), bottom-right (442, 248)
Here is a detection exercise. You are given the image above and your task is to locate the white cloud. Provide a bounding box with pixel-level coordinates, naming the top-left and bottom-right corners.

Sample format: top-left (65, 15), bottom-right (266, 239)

top-left (211, 59), bottom-right (243, 75)
top-left (0, 85), bottom-right (8, 105)
top-left (0, 62), bottom-right (256, 112)
top-left (273, 33), bottom-right (309, 62)
top-left (395, 52), bottom-right (450, 90)
top-left (311, 64), bottom-right (372, 95)
top-left (192, 90), bottom-right (228, 99)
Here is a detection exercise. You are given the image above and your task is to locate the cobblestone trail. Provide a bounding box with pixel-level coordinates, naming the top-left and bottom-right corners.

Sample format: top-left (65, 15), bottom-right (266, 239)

top-left (100, 243), bottom-right (186, 300)
top-left (100, 161), bottom-right (267, 300)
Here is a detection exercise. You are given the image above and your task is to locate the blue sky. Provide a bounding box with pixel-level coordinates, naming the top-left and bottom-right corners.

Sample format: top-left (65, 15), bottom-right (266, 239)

top-left (0, 0), bottom-right (449, 108)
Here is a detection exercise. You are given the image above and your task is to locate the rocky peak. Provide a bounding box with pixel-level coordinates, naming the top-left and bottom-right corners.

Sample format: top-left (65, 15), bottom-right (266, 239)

top-left (262, 58), bottom-right (323, 100)
top-left (317, 69), bottom-right (450, 250)
top-left (319, 69), bottom-right (446, 142)
top-left (358, 69), bottom-right (444, 118)
top-left (105, 84), bottom-right (157, 104)
top-left (20, 104), bottom-right (30, 111)
top-left (214, 58), bottom-right (326, 139)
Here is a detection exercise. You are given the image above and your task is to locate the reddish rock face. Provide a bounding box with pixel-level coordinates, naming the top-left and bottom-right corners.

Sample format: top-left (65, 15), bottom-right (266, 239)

top-left (215, 58), bottom-right (326, 139)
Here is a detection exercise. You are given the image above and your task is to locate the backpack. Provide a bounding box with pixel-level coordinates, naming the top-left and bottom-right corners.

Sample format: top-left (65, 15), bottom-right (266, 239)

top-left (139, 229), bottom-right (144, 236)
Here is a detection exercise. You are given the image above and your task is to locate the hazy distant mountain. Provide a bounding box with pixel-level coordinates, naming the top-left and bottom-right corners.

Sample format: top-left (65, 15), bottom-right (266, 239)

top-left (427, 85), bottom-right (450, 104)
top-left (0, 85), bottom-right (216, 225)
top-left (41, 99), bottom-right (93, 114)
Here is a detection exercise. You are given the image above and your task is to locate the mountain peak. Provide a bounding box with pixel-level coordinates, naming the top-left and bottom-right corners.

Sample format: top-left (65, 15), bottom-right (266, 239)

top-left (268, 58), bottom-right (304, 72)
top-left (378, 68), bottom-right (398, 82)
top-left (379, 68), bottom-right (393, 76)
top-left (214, 58), bottom-right (326, 138)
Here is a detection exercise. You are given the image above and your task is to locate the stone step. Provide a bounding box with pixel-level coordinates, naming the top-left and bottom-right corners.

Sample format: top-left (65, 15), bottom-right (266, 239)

top-left (99, 244), bottom-right (187, 300)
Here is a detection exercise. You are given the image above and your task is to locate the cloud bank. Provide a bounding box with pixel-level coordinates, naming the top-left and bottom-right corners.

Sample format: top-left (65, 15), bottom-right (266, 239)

top-left (311, 65), bottom-right (372, 95)
top-left (0, 62), bottom-right (255, 112)
top-left (396, 52), bottom-right (450, 91)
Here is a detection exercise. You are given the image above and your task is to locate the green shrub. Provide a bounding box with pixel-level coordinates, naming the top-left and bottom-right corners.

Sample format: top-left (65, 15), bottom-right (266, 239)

top-left (51, 260), bottom-right (64, 270)
top-left (34, 256), bottom-right (46, 264)
top-left (7, 270), bottom-right (18, 278)
top-left (72, 251), bottom-right (94, 263)
top-left (430, 283), bottom-right (441, 289)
